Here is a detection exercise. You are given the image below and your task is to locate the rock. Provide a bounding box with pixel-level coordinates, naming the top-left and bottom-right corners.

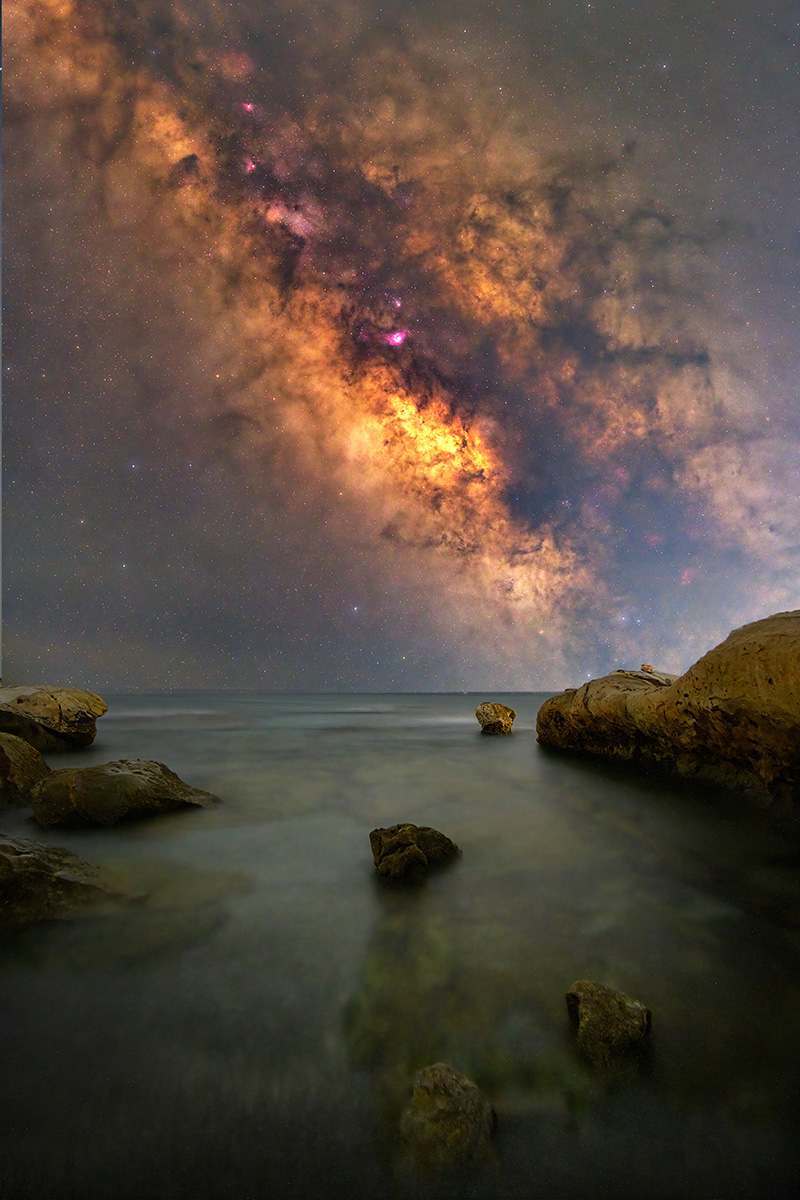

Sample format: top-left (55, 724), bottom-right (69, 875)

top-left (475, 701), bottom-right (516, 735)
top-left (369, 824), bottom-right (459, 879)
top-left (0, 733), bottom-right (51, 807)
top-left (0, 686), bottom-right (108, 751)
top-left (536, 610), bottom-right (800, 801)
top-left (566, 979), bottom-right (651, 1066)
top-left (400, 1063), bottom-right (495, 1166)
top-left (30, 760), bottom-right (221, 828)
top-left (0, 835), bottom-right (136, 931)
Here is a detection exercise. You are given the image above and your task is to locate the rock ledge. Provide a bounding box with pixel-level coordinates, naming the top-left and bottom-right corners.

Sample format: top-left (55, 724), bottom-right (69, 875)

top-left (536, 610), bottom-right (800, 801)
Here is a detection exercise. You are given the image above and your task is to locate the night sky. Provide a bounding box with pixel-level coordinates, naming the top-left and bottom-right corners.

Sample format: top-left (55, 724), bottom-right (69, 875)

top-left (4, 0), bottom-right (799, 691)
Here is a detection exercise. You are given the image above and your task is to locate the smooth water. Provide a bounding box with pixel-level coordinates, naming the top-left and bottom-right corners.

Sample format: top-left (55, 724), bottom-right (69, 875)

top-left (2, 693), bottom-right (799, 1200)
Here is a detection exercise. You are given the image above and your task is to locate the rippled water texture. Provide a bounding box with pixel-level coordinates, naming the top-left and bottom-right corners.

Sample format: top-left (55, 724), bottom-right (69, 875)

top-left (2, 693), bottom-right (799, 1198)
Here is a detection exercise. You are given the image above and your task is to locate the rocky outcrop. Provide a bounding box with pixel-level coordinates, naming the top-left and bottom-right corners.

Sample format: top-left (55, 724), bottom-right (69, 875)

top-left (0, 835), bottom-right (135, 931)
top-left (566, 979), bottom-right (651, 1067)
top-left (0, 733), bottom-right (51, 807)
top-left (369, 824), bottom-right (459, 879)
top-left (30, 760), bottom-right (221, 828)
top-left (400, 1063), bottom-right (495, 1166)
top-left (475, 701), bottom-right (516, 735)
top-left (536, 610), bottom-right (800, 801)
top-left (0, 686), bottom-right (108, 751)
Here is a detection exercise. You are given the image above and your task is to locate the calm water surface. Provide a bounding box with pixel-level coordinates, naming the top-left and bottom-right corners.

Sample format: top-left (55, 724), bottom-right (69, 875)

top-left (2, 693), bottom-right (799, 1199)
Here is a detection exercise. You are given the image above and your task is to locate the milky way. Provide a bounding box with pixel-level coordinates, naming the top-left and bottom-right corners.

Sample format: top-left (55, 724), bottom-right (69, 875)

top-left (4, 0), bottom-right (799, 689)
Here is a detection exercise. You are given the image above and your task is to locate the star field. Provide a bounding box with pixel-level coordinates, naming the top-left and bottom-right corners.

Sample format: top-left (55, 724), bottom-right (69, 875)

top-left (3, 0), bottom-right (799, 690)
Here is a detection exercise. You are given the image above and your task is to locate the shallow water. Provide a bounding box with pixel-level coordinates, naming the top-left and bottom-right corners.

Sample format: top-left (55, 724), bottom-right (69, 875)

top-left (2, 693), bottom-right (799, 1199)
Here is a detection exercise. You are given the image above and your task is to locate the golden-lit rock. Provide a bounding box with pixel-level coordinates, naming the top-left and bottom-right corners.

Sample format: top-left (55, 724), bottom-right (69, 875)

top-left (0, 835), bottom-right (136, 931)
top-left (30, 759), bottom-right (221, 828)
top-left (400, 1062), bottom-right (495, 1166)
top-left (369, 823), bottom-right (459, 879)
top-left (0, 733), bottom-right (51, 807)
top-left (475, 701), bottom-right (516, 735)
top-left (566, 979), bottom-right (651, 1067)
top-left (536, 610), bottom-right (800, 801)
top-left (0, 686), bottom-right (107, 751)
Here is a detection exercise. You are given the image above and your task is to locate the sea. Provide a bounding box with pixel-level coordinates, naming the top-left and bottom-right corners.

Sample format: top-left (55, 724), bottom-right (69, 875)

top-left (2, 692), bottom-right (799, 1200)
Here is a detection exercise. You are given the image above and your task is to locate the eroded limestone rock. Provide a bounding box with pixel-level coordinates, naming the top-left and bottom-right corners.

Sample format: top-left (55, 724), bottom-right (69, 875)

top-left (0, 686), bottom-right (108, 751)
top-left (369, 824), bottom-right (459, 879)
top-left (30, 759), bottom-right (221, 828)
top-left (0, 835), bottom-right (135, 931)
top-left (566, 979), bottom-right (651, 1066)
top-left (0, 732), bottom-right (51, 807)
top-left (475, 702), bottom-right (516, 735)
top-left (400, 1062), bottom-right (495, 1166)
top-left (536, 610), bottom-right (800, 801)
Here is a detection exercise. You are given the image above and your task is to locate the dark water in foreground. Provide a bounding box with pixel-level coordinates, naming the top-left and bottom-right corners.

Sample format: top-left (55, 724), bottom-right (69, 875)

top-left (2, 693), bottom-right (799, 1200)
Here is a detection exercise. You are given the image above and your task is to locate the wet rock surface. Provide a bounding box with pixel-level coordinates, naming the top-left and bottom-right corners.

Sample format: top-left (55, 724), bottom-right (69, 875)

top-left (0, 686), bottom-right (108, 751)
top-left (536, 610), bottom-right (800, 801)
top-left (0, 835), bottom-right (134, 931)
top-left (30, 759), bottom-right (221, 828)
top-left (566, 979), bottom-right (651, 1066)
top-left (400, 1062), bottom-right (495, 1166)
top-left (369, 823), bottom-right (459, 879)
top-left (0, 733), bottom-right (51, 807)
top-left (475, 701), bottom-right (516, 735)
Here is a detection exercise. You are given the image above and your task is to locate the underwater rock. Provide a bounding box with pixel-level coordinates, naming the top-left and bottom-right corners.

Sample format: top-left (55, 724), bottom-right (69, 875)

top-left (536, 609), bottom-right (800, 801)
top-left (566, 979), bottom-right (651, 1066)
top-left (475, 701), bottom-right (516, 735)
top-left (0, 732), bottom-right (51, 807)
top-left (30, 759), bottom-right (221, 828)
top-left (400, 1062), bottom-right (495, 1166)
top-left (0, 686), bottom-right (108, 751)
top-left (369, 824), bottom-right (459, 879)
top-left (0, 835), bottom-right (135, 931)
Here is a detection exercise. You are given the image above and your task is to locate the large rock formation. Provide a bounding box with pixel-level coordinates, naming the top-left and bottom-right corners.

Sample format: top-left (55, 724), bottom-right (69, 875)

top-left (369, 824), bottom-right (460, 879)
top-left (400, 1063), bottom-right (495, 1167)
top-left (475, 701), bottom-right (516, 735)
top-left (0, 835), bottom-right (135, 931)
top-left (566, 980), bottom-right (651, 1067)
top-left (30, 759), bottom-right (221, 827)
top-left (0, 686), bottom-right (107, 751)
top-left (0, 732), bottom-right (51, 806)
top-left (536, 610), bottom-right (800, 801)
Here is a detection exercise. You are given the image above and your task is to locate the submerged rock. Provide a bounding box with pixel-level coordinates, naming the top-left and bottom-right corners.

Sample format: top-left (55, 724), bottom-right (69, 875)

top-left (369, 824), bottom-right (459, 879)
top-left (0, 686), bottom-right (108, 751)
top-left (536, 610), bottom-right (800, 801)
top-left (30, 759), bottom-right (221, 828)
top-left (400, 1062), bottom-right (495, 1166)
top-left (566, 979), bottom-right (651, 1066)
top-left (475, 701), bottom-right (516, 735)
top-left (0, 835), bottom-right (135, 931)
top-left (0, 732), bottom-right (51, 807)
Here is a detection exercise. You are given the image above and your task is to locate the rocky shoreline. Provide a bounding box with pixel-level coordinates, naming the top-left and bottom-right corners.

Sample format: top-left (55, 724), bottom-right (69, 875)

top-left (0, 685), bottom-right (221, 931)
top-left (2, 610), bottom-right (796, 1177)
top-left (536, 610), bottom-right (800, 804)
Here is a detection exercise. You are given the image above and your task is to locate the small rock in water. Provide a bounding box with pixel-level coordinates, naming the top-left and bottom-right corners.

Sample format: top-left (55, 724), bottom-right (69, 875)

top-left (0, 686), bottom-right (107, 751)
top-left (0, 835), bottom-right (137, 931)
top-left (30, 759), bottom-right (221, 828)
top-left (0, 732), bottom-right (51, 807)
top-left (369, 823), bottom-right (459, 879)
top-left (566, 979), bottom-right (651, 1066)
top-left (475, 701), bottom-right (516, 735)
top-left (400, 1062), bottom-right (495, 1166)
